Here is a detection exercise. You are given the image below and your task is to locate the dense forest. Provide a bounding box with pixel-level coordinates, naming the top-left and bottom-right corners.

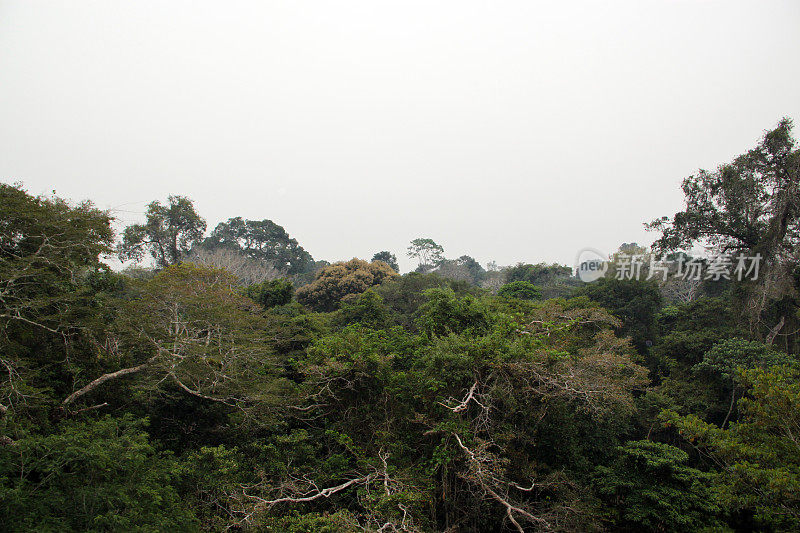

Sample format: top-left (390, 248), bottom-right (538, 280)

top-left (1, 119), bottom-right (799, 532)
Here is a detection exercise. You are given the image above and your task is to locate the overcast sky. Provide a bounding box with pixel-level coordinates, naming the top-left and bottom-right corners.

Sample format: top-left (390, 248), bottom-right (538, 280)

top-left (1, 1), bottom-right (799, 272)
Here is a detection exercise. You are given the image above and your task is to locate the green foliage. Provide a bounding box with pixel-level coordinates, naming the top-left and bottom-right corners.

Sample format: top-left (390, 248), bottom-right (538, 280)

top-left (656, 297), bottom-right (743, 367)
top-left (177, 444), bottom-right (265, 530)
top-left (335, 289), bottom-right (394, 329)
top-left (505, 262), bottom-right (580, 299)
top-left (291, 297), bottom-right (647, 531)
top-left (415, 288), bottom-right (492, 337)
top-left (0, 415), bottom-right (197, 532)
top-left (258, 511), bottom-right (359, 532)
top-left (506, 262), bottom-right (571, 284)
top-left (652, 299), bottom-right (756, 421)
top-left (243, 278), bottom-right (294, 309)
top-left (663, 365), bottom-right (800, 530)
top-left (497, 280), bottom-right (542, 300)
top-left (374, 272), bottom-right (483, 330)
top-left (265, 302), bottom-right (329, 361)
top-left (573, 277), bottom-right (662, 354)
top-left (596, 440), bottom-right (721, 532)
top-left (694, 338), bottom-right (795, 382)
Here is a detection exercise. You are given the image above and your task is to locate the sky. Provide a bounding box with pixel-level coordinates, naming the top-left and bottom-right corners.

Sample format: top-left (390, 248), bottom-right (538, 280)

top-left (1, 1), bottom-right (799, 273)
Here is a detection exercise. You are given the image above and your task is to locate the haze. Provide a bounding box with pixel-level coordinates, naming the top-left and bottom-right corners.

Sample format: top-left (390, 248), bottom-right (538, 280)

top-left (1, 0), bottom-right (799, 272)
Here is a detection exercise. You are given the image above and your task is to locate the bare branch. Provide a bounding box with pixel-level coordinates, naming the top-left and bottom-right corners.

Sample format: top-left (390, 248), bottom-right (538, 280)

top-left (171, 373), bottom-right (238, 406)
top-left (242, 473), bottom-right (376, 509)
top-left (439, 380), bottom-right (486, 413)
top-left (453, 434), bottom-right (551, 532)
top-left (62, 355), bottom-right (158, 406)
top-left (766, 315), bottom-right (785, 345)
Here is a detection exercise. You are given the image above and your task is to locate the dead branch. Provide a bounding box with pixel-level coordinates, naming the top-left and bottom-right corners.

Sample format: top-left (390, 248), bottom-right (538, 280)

top-left (439, 380), bottom-right (486, 413)
top-left (65, 402), bottom-right (109, 415)
top-left (242, 473), bottom-right (376, 510)
top-left (62, 355), bottom-right (158, 405)
top-left (766, 316), bottom-right (785, 345)
top-left (171, 373), bottom-right (238, 406)
top-left (453, 434), bottom-right (551, 532)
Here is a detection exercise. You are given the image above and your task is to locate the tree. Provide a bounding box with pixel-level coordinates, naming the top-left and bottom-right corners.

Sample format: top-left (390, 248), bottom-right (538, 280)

top-left (371, 251), bottom-right (398, 272)
top-left (0, 183), bottom-right (114, 335)
top-left (648, 118), bottom-right (800, 259)
top-left (455, 255), bottom-right (485, 283)
top-left (505, 262), bottom-right (580, 299)
top-left (497, 280), bottom-right (542, 301)
top-left (373, 272), bottom-right (482, 330)
top-left (0, 184), bottom-right (114, 419)
top-left (436, 255), bottom-right (486, 285)
top-left (335, 289), bottom-right (394, 329)
top-left (295, 258), bottom-right (398, 312)
top-left (653, 298), bottom-right (750, 416)
top-left (572, 277), bottom-right (663, 355)
top-left (692, 338), bottom-right (795, 426)
top-left (654, 297), bottom-right (743, 367)
top-left (647, 119), bottom-right (800, 335)
top-left (506, 262), bottom-right (572, 285)
top-left (596, 440), bottom-right (721, 532)
top-left (695, 338), bottom-right (794, 381)
top-left (0, 415), bottom-right (197, 531)
top-left (202, 217), bottom-right (314, 275)
top-left (119, 195), bottom-right (206, 267)
top-left (61, 263), bottom-right (289, 411)
top-left (415, 288), bottom-right (492, 337)
top-left (242, 278), bottom-right (294, 310)
top-left (188, 247), bottom-right (281, 286)
top-left (662, 365), bottom-right (800, 530)
top-left (407, 238), bottom-right (444, 271)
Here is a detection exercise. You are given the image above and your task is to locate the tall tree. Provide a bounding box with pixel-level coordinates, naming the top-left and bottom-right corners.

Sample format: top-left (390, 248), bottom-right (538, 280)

top-left (648, 118), bottom-right (800, 259)
top-left (119, 196), bottom-right (206, 267)
top-left (202, 217), bottom-right (313, 275)
top-left (0, 184), bottom-right (114, 419)
top-left (497, 280), bottom-right (542, 300)
top-left (572, 277), bottom-right (663, 355)
top-left (647, 119), bottom-right (800, 336)
top-left (436, 255), bottom-right (486, 284)
top-left (407, 238), bottom-right (444, 271)
top-left (0, 183), bottom-right (114, 336)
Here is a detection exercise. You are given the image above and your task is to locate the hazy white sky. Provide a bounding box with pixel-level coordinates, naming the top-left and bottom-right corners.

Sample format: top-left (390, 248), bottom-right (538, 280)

top-left (1, 1), bottom-right (799, 272)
